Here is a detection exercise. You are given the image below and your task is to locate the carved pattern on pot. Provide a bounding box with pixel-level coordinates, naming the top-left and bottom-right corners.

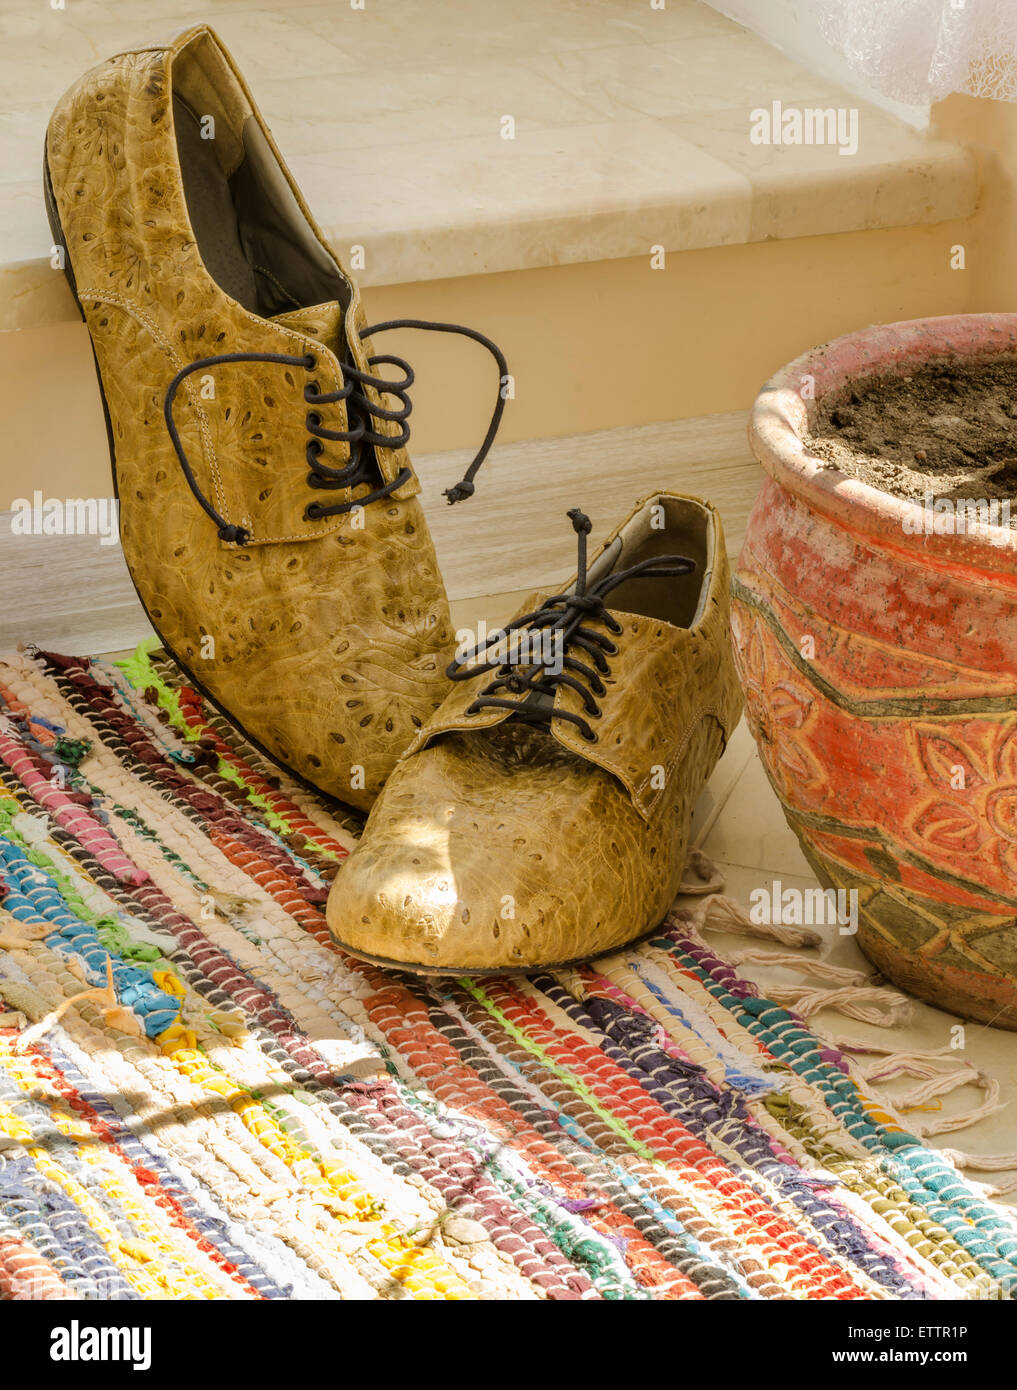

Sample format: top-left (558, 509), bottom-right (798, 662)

top-left (733, 572), bottom-right (1017, 906)
top-left (911, 722), bottom-right (1017, 888)
top-left (730, 606), bottom-right (824, 801)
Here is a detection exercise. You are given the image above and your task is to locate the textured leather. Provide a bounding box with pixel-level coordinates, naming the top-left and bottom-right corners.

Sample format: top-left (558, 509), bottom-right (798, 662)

top-left (327, 494), bottom-right (743, 972)
top-left (46, 25), bottom-right (451, 810)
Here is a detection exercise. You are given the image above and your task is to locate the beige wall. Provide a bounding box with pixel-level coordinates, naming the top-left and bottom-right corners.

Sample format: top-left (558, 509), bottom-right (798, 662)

top-left (0, 212), bottom-right (974, 500)
top-left (933, 96), bottom-right (1017, 314)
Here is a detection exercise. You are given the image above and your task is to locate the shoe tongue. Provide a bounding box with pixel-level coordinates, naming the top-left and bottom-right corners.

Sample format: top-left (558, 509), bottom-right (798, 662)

top-left (270, 301), bottom-right (347, 359)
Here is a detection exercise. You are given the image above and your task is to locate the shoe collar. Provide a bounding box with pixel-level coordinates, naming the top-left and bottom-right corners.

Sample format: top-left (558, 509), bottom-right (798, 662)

top-left (160, 26), bottom-right (419, 542)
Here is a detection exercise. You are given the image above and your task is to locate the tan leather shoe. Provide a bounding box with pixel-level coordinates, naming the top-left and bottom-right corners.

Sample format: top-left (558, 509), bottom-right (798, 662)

top-left (327, 494), bottom-right (743, 973)
top-left (44, 24), bottom-right (505, 811)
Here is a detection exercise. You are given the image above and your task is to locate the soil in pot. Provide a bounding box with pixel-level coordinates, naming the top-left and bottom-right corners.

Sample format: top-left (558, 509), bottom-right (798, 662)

top-left (806, 353), bottom-right (1017, 520)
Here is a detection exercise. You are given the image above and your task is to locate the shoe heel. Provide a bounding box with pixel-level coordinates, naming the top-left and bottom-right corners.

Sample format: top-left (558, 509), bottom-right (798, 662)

top-left (43, 139), bottom-right (85, 324)
top-left (44, 135), bottom-right (121, 493)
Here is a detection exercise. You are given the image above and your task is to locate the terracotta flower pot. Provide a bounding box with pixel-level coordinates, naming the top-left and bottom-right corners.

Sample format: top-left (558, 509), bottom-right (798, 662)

top-left (732, 313), bottom-right (1017, 1028)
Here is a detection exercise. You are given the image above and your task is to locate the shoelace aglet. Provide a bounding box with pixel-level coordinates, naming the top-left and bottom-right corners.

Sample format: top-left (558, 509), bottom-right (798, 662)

top-left (443, 480), bottom-right (475, 504)
top-left (167, 323), bottom-right (506, 529)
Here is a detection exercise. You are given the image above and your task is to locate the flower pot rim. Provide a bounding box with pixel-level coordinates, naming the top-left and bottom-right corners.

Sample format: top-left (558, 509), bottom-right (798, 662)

top-left (750, 312), bottom-right (1017, 572)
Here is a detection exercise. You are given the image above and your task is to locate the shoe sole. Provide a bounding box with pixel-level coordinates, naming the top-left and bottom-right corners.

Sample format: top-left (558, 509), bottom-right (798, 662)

top-left (43, 140), bottom-right (361, 820)
top-left (327, 919), bottom-right (665, 978)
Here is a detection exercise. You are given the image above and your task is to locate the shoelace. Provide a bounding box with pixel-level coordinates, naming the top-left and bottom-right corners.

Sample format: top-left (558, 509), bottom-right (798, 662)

top-left (163, 318), bottom-right (508, 544)
top-left (448, 508), bottom-right (697, 742)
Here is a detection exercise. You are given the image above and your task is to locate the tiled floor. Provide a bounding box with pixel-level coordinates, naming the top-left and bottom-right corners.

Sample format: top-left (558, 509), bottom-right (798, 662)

top-left (0, 411), bottom-right (758, 653)
top-left (695, 723), bottom-right (1017, 1199)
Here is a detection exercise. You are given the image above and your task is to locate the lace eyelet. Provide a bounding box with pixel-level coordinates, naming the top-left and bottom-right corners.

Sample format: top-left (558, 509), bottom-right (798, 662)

top-left (603, 640), bottom-right (619, 655)
top-left (304, 382), bottom-right (321, 403)
top-left (306, 438), bottom-right (323, 460)
top-left (303, 353), bottom-right (317, 370)
top-left (304, 503), bottom-right (324, 521)
top-left (306, 412), bottom-right (322, 430)
top-left (582, 729), bottom-right (599, 744)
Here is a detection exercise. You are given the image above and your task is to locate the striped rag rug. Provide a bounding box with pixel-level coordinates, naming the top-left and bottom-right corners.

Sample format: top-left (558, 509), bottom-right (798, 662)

top-left (0, 642), bottom-right (1014, 1301)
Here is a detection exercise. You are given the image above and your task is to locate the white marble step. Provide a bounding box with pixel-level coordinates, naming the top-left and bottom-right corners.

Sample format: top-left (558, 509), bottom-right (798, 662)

top-left (1, 0), bottom-right (976, 330)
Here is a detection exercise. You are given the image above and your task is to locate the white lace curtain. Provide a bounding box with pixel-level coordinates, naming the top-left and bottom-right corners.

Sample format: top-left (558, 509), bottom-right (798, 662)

top-left (812, 0), bottom-right (1017, 103)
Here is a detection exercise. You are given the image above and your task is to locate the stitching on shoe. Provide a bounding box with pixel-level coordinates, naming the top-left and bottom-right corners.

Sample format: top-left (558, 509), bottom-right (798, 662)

top-left (77, 287), bottom-right (226, 513)
top-left (631, 702), bottom-right (729, 819)
top-left (251, 263), bottom-right (303, 308)
top-left (76, 287), bottom-right (352, 544)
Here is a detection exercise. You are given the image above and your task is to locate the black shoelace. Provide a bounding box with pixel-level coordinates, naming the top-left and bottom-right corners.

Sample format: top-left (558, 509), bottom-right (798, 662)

top-left (448, 508), bottom-right (697, 743)
top-left (163, 318), bottom-right (507, 544)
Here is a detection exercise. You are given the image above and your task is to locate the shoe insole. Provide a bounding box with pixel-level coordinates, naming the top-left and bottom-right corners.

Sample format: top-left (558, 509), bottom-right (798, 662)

top-left (174, 93), bottom-right (262, 313)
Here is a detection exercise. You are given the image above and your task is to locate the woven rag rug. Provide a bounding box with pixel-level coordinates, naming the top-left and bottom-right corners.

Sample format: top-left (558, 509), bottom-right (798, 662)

top-left (0, 642), bottom-right (1015, 1302)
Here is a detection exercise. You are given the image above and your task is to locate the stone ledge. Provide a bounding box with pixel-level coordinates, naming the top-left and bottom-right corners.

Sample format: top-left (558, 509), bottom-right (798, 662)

top-left (0, 0), bottom-right (977, 331)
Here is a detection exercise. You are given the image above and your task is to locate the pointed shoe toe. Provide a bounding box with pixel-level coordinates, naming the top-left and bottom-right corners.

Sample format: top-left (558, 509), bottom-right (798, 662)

top-left (328, 728), bottom-right (598, 971)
